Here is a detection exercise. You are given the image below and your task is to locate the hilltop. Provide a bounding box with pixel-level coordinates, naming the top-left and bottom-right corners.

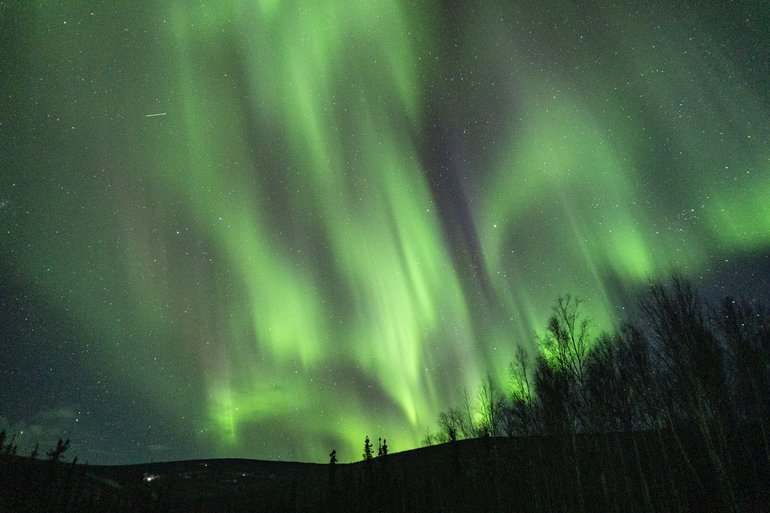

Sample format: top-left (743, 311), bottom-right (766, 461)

top-left (2, 426), bottom-right (769, 512)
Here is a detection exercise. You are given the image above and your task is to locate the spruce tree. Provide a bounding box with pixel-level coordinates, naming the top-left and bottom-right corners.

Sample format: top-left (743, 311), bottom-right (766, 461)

top-left (363, 436), bottom-right (373, 461)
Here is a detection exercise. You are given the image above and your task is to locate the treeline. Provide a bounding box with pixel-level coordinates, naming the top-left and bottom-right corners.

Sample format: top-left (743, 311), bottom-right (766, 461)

top-left (422, 274), bottom-right (770, 512)
top-left (0, 434), bottom-right (154, 512)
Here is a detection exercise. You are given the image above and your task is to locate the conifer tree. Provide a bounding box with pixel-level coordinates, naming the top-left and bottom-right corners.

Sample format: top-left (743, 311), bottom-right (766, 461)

top-left (363, 436), bottom-right (373, 461)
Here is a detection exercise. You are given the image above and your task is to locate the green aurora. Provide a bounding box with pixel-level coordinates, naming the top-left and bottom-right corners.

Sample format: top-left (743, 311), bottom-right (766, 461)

top-left (1, 0), bottom-right (768, 463)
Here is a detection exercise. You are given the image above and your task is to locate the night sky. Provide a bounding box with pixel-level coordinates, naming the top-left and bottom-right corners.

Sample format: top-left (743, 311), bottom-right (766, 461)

top-left (2, 1), bottom-right (769, 465)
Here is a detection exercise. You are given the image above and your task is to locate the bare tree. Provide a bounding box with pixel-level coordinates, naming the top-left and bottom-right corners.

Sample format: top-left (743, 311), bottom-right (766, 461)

top-left (641, 274), bottom-right (737, 512)
top-left (476, 373), bottom-right (504, 437)
top-left (504, 346), bottom-right (536, 436)
top-left (437, 408), bottom-right (464, 442)
top-left (461, 389), bottom-right (480, 439)
top-left (47, 438), bottom-right (70, 463)
top-left (421, 427), bottom-right (438, 447)
top-left (533, 354), bottom-right (570, 435)
top-left (539, 295), bottom-right (592, 431)
top-left (716, 297), bottom-right (770, 466)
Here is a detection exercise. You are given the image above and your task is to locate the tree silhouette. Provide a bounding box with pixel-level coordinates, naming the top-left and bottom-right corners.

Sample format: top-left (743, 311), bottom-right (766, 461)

top-left (363, 436), bottom-right (373, 461)
top-left (0, 431), bottom-right (17, 456)
top-left (645, 277), bottom-right (725, 427)
top-left (438, 408), bottom-right (462, 442)
top-left (46, 438), bottom-right (70, 463)
top-left (477, 373), bottom-right (504, 437)
top-left (539, 295), bottom-right (591, 431)
top-left (421, 428), bottom-right (438, 447)
top-left (416, 273), bottom-right (770, 513)
top-left (503, 345), bottom-right (536, 437)
top-left (327, 448), bottom-right (338, 511)
top-left (533, 354), bottom-right (570, 435)
top-left (641, 274), bottom-right (741, 510)
top-left (717, 296), bottom-right (770, 465)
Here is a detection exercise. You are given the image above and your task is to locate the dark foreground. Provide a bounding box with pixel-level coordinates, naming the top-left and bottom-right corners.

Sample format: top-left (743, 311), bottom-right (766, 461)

top-left (1, 426), bottom-right (769, 513)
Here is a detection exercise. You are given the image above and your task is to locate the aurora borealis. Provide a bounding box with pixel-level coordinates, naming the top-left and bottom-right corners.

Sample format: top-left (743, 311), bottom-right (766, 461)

top-left (1, 1), bottom-right (769, 464)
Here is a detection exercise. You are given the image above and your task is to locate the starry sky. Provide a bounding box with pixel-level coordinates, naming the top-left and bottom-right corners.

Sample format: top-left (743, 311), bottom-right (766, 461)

top-left (1, 0), bottom-right (769, 465)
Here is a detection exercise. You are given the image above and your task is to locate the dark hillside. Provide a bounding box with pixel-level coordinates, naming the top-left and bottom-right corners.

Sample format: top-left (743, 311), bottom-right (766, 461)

top-left (2, 426), bottom-right (768, 512)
